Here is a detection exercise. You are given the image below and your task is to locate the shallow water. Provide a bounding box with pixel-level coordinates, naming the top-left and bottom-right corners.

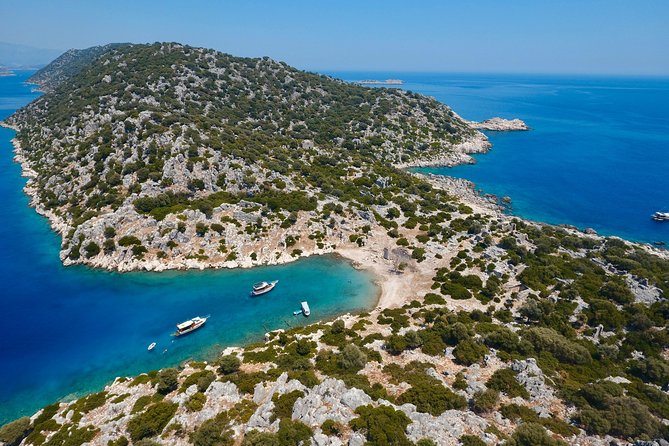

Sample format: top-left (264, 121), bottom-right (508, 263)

top-left (0, 72), bottom-right (378, 423)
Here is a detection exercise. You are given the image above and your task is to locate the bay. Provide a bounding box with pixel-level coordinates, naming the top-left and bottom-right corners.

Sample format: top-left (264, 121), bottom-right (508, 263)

top-left (0, 72), bottom-right (377, 424)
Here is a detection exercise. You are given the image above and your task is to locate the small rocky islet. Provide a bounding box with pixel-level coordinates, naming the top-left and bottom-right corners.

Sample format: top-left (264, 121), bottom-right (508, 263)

top-left (1, 43), bottom-right (669, 446)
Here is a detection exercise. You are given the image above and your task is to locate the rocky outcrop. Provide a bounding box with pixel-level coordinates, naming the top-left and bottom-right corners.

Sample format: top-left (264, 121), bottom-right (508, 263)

top-left (469, 117), bottom-right (529, 131)
top-left (292, 379), bottom-right (372, 426)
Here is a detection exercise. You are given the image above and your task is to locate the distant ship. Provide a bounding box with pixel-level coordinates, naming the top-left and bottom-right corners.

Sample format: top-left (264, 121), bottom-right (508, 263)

top-left (356, 79), bottom-right (404, 85)
top-left (652, 211), bottom-right (669, 221)
top-left (173, 316), bottom-right (208, 336)
top-left (251, 280), bottom-right (278, 296)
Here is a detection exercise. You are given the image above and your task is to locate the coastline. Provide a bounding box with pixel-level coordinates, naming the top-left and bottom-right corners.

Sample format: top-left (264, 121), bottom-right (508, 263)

top-left (4, 118), bottom-right (665, 320)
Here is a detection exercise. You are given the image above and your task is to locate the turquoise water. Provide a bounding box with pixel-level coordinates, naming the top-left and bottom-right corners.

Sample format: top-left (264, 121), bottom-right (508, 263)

top-left (331, 72), bottom-right (669, 246)
top-left (0, 72), bottom-right (378, 424)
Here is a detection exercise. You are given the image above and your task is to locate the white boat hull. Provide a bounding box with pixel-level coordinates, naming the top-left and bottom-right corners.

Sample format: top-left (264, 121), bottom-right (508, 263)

top-left (173, 317), bottom-right (208, 336)
top-left (251, 280), bottom-right (278, 296)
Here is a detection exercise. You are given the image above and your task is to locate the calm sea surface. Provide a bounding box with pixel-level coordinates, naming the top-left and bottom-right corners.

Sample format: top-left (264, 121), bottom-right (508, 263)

top-left (0, 72), bottom-right (377, 424)
top-left (331, 72), bottom-right (669, 246)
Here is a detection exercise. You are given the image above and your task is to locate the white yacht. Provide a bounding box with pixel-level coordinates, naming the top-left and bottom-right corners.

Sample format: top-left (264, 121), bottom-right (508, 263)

top-left (173, 316), bottom-right (208, 336)
top-left (251, 280), bottom-right (278, 296)
top-left (652, 211), bottom-right (669, 221)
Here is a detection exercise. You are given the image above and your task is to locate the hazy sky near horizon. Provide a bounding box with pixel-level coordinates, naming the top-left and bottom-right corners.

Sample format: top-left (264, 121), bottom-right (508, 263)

top-left (1, 0), bottom-right (668, 75)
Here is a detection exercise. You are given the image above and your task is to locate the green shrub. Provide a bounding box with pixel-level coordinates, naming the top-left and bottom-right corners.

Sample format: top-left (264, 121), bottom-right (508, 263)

top-left (241, 430), bottom-right (279, 446)
top-left (218, 355), bottom-right (241, 375)
top-left (459, 435), bottom-right (486, 446)
top-left (180, 369), bottom-right (216, 392)
top-left (385, 334), bottom-right (408, 355)
top-left (126, 401), bottom-right (178, 441)
top-left (191, 413), bottom-right (234, 446)
top-left (523, 327), bottom-right (591, 365)
top-left (339, 344), bottom-right (368, 372)
top-left (472, 389), bottom-right (499, 413)
top-left (277, 419), bottom-right (312, 445)
top-left (321, 419), bottom-right (344, 436)
top-left (398, 379), bottom-right (466, 415)
top-left (271, 390), bottom-right (304, 421)
top-left (118, 235), bottom-right (142, 246)
top-left (70, 391), bottom-right (108, 414)
top-left (630, 357), bottom-right (669, 387)
top-left (0, 417), bottom-right (31, 445)
top-left (186, 392), bottom-right (207, 412)
top-left (506, 423), bottom-right (567, 446)
top-left (487, 368), bottom-right (529, 399)
top-left (349, 405), bottom-right (412, 446)
top-left (84, 241), bottom-right (100, 258)
top-left (453, 339), bottom-right (488, 366)
top-left (156, 368), bottom-right (179, 394)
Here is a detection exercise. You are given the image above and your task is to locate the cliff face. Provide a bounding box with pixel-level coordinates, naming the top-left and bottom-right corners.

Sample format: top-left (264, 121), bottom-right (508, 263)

top-left (5, 42), bottom-right (485, 271)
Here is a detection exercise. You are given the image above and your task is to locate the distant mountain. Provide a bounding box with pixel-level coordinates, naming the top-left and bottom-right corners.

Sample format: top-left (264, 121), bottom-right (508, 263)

top-left (0, 42), bottom-right (62, 70)
top-left (0, 65), bottom-right (13, 76)
top-left (27, 43), bottom-right (130, 92)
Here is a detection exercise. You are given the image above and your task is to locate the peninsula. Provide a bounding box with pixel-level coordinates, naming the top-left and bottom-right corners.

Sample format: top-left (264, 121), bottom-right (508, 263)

top-left (1, 43), bottom-right (668, 446)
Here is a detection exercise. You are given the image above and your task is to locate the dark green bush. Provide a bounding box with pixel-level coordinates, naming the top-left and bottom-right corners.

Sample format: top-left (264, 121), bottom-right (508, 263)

top-left (349, 405), bottom-right (412, 446)
top-left (126, 401), bottom-right (178, 441)
top-left (271, 390), bottom-right (304, 421)
top-left (487, 368), bottom-right (529, 399)
top-left (506, 423), bottom-right (566, 446)
top-left (156, 368), bottom-right (179, 394)
top-left (218, 355), bottom-right (241, 375)
top-left (523, 327), bottom-right (591, 365)
top-left (0, 417), bottom-right (31, 446)
top-left (453, 339), bottom-right (488, 366)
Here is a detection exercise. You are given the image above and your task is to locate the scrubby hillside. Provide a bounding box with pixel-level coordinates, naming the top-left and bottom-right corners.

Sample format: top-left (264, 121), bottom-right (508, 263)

top-left (26, 43), bottom-right (130, 92)
top-left (3, 42), bottom-right (669, 446)
top-left (6, 42), bottom-right (484, 271)
top-left (2, 221), bottom-right (669, 446)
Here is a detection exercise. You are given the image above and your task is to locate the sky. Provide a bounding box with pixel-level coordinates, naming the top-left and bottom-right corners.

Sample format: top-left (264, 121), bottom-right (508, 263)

top-left (1, 0), bottom-right (668, 75)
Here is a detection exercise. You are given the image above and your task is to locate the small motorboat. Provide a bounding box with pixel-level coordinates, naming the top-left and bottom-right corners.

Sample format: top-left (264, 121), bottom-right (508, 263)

top-left (173, 316), bottom-right (209, 337)
top-left (251, 280), bottom-right (278, 296)
top-left (293, 301), bottom-right (311, 317)
top-left (147, 342), bottom-right (157, 351)
top-left (652, 211), bottom-right (669, 221)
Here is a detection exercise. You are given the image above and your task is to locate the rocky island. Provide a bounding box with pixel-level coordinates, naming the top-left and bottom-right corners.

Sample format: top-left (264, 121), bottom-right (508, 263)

top-left (1, 43), bottom-right (669, 446)
top-left (468, 118), bottom-right (529, 132)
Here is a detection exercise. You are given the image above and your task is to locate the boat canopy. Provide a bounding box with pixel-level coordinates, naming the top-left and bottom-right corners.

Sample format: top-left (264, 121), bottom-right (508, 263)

top-left (253, 281), bottom-right (268, 290)
top-left (177, 320), bottom-right (194, 330)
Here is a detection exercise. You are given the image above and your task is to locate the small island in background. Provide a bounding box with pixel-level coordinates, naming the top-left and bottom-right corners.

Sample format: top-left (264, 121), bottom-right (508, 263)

top-left (0, 66), bottom-right (14, 76)
top-left (355, 78), bottom-right (404, 85)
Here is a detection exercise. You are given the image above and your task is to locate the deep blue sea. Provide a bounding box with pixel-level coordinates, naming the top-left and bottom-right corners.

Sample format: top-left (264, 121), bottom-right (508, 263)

top-left (0, 72), bottom-right (377, 424)
top-left (331, 72), bottom-right (669, 246)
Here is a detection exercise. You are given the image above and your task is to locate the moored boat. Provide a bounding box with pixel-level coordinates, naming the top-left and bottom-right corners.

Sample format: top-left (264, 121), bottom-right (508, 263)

top-left (147, 342), bottom-right (156, 351)
top-left (652, 211), bottom-right (669, 221)
top-left (300, 301), bottom-right (311, 317)
top-left (251, 280), bottom-right (278, 296)
top-left (173, 316), bottom-right (208, 336)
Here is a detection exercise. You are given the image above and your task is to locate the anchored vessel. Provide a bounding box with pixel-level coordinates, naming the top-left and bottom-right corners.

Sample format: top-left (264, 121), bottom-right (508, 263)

top-left (251, 280), bottom-right (278, 296)
top-left (147, 342), bottom-right (156, 351)
top-left (300, 301), bottom-right (311, 317)
top-left (173, 316), bottom-right (208, 336)
top-left (652, 212), bottom-right (669, 221)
